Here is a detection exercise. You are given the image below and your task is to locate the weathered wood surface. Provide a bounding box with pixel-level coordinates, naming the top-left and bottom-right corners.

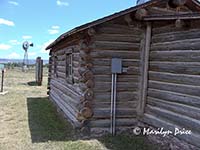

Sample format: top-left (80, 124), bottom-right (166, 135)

top-left (148, 97), bottom-right (200, 120)
top-left (150, 50), bottom-right (200, 62)
top-left (148, 88), bottom-right (200, 108)
top-left (145, 21), bottom-right (200, 148)
top-left (142, 114), bottom-right (200, 148)
top-left (149, 71), bottom-right (200, 86)
top-left (94, 92), bottom-right (138, 102)
top-left (90, 20), bottom-right (143, 127)
top-left (150, 62), bottom-right (200, 75)
top-left (146, 105), bottom-right (200, 134)
top-left (93, 108), bottom-right (137, 119)
top-left (50, 91), bottom-right (81, 127)
top-left (139, 23), bottom-right (151, 115)
top-left (94, 81), bottom-right (138, 92)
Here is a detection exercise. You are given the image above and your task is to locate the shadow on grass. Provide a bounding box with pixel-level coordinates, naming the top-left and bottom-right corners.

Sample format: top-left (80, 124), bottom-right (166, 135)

top-left (27, 97), bottom-right (75, 143)
top-left (27, 97), bottom-right (159, 149)
top-left (27, 81), bottom-right (38, 86)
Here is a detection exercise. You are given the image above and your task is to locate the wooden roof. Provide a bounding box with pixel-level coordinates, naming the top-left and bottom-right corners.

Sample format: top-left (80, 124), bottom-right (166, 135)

top-left (46, 0), bottom-right (200, 50)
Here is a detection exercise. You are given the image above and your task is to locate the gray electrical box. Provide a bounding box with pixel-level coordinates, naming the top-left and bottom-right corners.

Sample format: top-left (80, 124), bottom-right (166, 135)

top-left (111, 58), bottom-right (122, 74)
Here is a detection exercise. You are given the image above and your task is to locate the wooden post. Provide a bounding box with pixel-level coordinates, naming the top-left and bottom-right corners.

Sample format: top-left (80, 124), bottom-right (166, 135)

top-left (1, 69), bottom-right (4, 92)
top-left (36, 57), bottom-right (43, 86)
top-left (138, 22), bottom-right (152, 116)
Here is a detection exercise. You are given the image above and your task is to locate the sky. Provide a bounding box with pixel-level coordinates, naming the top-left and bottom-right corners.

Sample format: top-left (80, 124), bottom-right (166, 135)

top-left (0, 0), bottom-right (137, 60)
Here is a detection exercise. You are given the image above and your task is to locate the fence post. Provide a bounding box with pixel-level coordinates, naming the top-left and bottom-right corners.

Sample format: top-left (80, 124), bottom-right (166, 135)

top-left (1, 69), bottom-right (4, 92)
top-left (36, 57), bottom-right (43, 86)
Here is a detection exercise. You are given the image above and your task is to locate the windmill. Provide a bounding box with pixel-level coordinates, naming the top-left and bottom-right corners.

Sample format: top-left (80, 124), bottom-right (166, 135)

top-left (22, 41), bottom-right (33, 71)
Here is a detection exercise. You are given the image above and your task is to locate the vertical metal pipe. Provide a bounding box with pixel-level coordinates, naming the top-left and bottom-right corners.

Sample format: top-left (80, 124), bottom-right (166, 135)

top-left (110, 73), bottom-right (114, 134)
top-left (113, 73), bottom-right (117, 135)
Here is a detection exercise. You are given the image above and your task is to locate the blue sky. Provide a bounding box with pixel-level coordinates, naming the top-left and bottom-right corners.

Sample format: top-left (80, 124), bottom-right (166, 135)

top-left (0, 0), bottom-right (137, 60)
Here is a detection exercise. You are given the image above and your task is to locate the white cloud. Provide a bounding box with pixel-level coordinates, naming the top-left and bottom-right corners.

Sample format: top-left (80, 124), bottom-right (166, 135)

top-left (52, 25), bottom-right (60, 29)
top-left (48, 29), bottom-right (59, 34)
top-left (0, 44), bottom-right (12, 50)
top-left (9, 40), bottom-right (21, 45)
top-left (8, 52), bottom-right (20, 59)
top-left (22, 35), bottom-right (32, 40)
top-left (48, 26), bottom-right (60, 35)
top-left (0, 18), bottom-right (15, 26)
top-left (40, 39), bottom-right (54, 53)
top-left (56, 0), bottom-right (69, 6)
top-left (8, 1), bottom-right (19, 6)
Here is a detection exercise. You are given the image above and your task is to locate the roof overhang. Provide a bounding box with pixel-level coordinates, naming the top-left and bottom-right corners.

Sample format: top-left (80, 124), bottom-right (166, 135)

top-left (46, 0), bottom-right (200, 50)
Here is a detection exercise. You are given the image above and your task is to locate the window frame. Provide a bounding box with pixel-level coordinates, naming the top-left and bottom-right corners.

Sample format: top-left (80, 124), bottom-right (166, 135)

top-left (65, 50), bottom-right (74, 84)
top-left (53, 55), bottom-right (58, 78)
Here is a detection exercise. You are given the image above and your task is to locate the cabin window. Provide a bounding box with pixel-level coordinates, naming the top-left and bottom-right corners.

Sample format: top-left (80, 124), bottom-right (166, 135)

top-left (54, 55), bottom-right (58, 77)
top-left (65, 52), bottom-right (74, 83)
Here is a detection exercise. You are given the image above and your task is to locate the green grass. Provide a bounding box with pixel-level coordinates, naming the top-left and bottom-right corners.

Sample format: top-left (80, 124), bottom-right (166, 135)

top-left (0, 68), bottom-right (159, 150)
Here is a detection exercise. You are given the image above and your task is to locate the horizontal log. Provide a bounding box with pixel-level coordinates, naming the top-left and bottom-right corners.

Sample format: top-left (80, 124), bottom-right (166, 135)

top-left (50, 91), bottom-right (81, 127)
top-left (94, 34), bottom-right (141, 43)
top-left (57, 71), bottom-right (66, 79)
top-left (149, 71), bottom-right (200, 86)
top-left (144, 13), bottom-right (200, 21)
top-left (146, 105), bottom-right (200, 134)
top-left (51, 79), bottom-right (81, 99)
top-left (149, 80), bottom-right (200, 97)
top-left (147, 96), bottom-right (200, 120)
top-left (91, 50), bottom-right (140, 59)
top-left (148, 88), bottom-right (200, 108)
top-left (51, 86), bottom-right (79, 112)
top-left (152, 29), bottom-right (200, 43)
top-left (148, 6), bottom-right (181, 15)
top-left (142, 114), bottom-right (200, 148)
top-left (94, 82), bottom-right (138, 92)
top-left (93, 101), bottom-right (138, 109)
top-left (92, 66), bottom-right (140, 75)
top-left (149, 62), bottom-right (200, 75)
top-left (93, 58), bottom-right (139, 67)
top-left (152, 24), bottom-right (175, 35)
top-left (94, 91), bottom-right (138, 102)
top-left (94, 74), bottom-right (139, 82)
top-left (94, 41), bottom-right (140, 51)
top-left (97, 25), bottom-right (142, 35)
top-left (93, 108), bottom-right (137, 119)
top-left (151, 38), bottom-right (200, 51)
top-left (150, 50), bottom-right (200, 62)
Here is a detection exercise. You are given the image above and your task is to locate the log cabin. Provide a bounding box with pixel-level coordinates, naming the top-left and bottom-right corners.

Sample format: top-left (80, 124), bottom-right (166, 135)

top-left (46, 0), bottom-right (200, 148)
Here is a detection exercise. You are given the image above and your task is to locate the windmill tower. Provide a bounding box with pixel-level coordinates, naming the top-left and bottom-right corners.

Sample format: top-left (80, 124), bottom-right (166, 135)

top-left (22, 41), bottom-right (33, 71)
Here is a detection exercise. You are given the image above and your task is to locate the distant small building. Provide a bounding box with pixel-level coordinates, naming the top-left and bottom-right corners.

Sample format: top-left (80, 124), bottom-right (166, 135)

top-left (46, 0), bottom-right (200, 148)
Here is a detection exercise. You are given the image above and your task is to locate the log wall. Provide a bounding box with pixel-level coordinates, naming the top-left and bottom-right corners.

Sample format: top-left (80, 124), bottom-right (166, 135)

top-left (89, 18), bottom-right (145, 129)
top-left (142, 21), bottom-right (200, 148)
top-left (49, 42), bottom-right (83, 128)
